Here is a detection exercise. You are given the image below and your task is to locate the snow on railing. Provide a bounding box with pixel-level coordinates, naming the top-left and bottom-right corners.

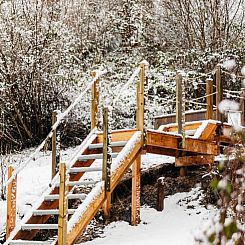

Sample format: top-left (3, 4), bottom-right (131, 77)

top-left (5, 69), bottom-right (107, 187)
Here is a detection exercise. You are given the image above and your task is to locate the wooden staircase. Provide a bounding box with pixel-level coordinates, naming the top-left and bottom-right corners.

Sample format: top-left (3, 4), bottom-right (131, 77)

top-left (5, 129), bottom-right (142, 245)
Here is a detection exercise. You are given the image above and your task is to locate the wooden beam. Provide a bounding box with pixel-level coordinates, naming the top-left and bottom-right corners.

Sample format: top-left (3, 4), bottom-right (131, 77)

top-left (156, 177), bottom-right (164, 211)
top-left (131, 155), bottom-right (141, 225)
top-left (146, 130), bottom-right (218, 155)
top-left (216, 65), bottom-right (223, 121)
top-left (161, 122), bottom-right (202, 133)
top-left (52, 111), bottom-right (60, 179)
top-left (136, 63), bottom-right (145, 133)
top-left (206, 79), bottom-right (213, 120)
top-left (96, 129), bottom-right (137, 143)
top-left (175, 155), bottom-right (214, 167)
top-left (176, 72), bottom-right (183, 135)
top-left (6, 165), bottom-right (17, 239)
top-left (102, 192), bottom-right (111, 219)
top-left (58, 163), bottom-right (68, 245)
top-left (240, 88), bottom-right (245, 126)
top-left (91, 71), bottom-right (100, 129)
top-left (197, 122), bottom-right (217, 141)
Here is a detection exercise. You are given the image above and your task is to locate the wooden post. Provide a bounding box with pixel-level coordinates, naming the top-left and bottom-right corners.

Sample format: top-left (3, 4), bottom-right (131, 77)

top-left (58, 162), bottom-right (68, 245)
top-left (131, 155), bottom-right (141, 225)
top-left (52, 110), bottom-right (60, 179)
top-left (156, 177), bottom-right (164, 211)
top-left (6, 165), bottom-right (17, 239)
top-left (216, 65), bottom-right (223, 121)
top-left (240, 88), bottom-right (245, 126)
top-left (91, 71), bottom-right (100, 130)
top-left (102, 107), bottom-right (112, 218)
top-left (176, 72), bottom-right (185, 140)
top-left (206, 79), bottom-right (213, 120)
top-left (136, 63), bottom-right (145, 133)
top-left (176, 73), bottom-right (182, 134)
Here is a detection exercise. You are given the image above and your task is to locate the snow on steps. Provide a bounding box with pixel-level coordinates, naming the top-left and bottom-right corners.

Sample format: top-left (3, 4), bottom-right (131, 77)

top-left (33, 209), bottom-right (76, 216)
top-left (44, 193), bottom-right (87, 201)
top-left (66, 131), bottom-right (142, 244)
top-left (77, 152), bottom-right (118, 161)
top-left (4, 130), bottom-right (98, 245)
top-left (88, 141), bottom-right (127, 149)
top-left (9, 241), bottom-right (52, 245)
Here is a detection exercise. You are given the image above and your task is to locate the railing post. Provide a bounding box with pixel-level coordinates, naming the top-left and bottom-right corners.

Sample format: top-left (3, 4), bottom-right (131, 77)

top-left (6, 165), bottom-right (17, 239)
top-left (240, 88), bottom-right (245, 126)
top-left (176, 72), bottom-right (185, 144)
top-left (58, 162), bottom-right (68, 245)
top-left (102, 107), bottom-right (112, 218)
top-left (206, 78), bottom-right (213, 120)
top-left (102, 107), bottom-right (111, 193)
top-left (131, 155), bottom-right (141, 225)
top-left (136, 63), bottom-right (145, 134)
top-left (52, 110), bottom-right (60, 179)
top-left (91, 71), bottom-right (100, 130)
top-left (156, 177), bottom-right (165, 211)
top-left (216, 64), bottom-right (223, 121)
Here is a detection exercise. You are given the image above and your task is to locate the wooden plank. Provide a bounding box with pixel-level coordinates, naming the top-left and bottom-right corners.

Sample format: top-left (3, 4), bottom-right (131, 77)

top-left (96, 129), bottom-right (137, 143)
top-left (161, 122), bottom-right (202, 132)
top-left (146, 131), bottom-right (218, 155)
top-left (175, 155), bottom-right (214, 167)
top-left (91, 71), bottom-right (100, 129)
top-left (206, 79), bottom-right (213, 120)
top-left (6, 165), bottom-right (17, 239)
top-left (52, 111), bottom-right (58, 179)
top-left (216, 65), bottom-right (223, 121)
top-left (58, 163), bottom-right (68, 245)
top-left (197, 123), bottom-right (217, 141)
top-left (102, 192), bottom-right (111, 219)
top-left (176, 72), bottom-right (183, 135)
top-left (66, 137), bottom-right (142, 245)
top-left (136, 63), bottom-right (145, 133)
top-left (131, 155), bottom-right (141, 225)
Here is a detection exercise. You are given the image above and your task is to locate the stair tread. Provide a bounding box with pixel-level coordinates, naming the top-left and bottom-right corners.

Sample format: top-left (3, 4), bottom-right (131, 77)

top-left (33, 209), bottom-right (76, 215)
top-left (21, 224), bottom-right (58, 230)
top-left (68, 166), bottom-right (102, 173)
top-left (77, 152), bottom-right (118, 161)
top-left (44, 193), bottom-right (86, 201)
top-left (9, 241), bottom-right (52, 245)
top-left (88, 141), bottom-right (127, 149)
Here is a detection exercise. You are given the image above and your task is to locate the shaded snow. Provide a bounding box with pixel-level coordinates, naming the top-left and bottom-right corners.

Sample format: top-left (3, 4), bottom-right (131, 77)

top-left (79, 188), bottom-right (216, 245)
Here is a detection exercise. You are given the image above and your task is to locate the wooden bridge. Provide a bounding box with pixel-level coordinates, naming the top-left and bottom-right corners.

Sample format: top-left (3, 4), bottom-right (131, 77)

top-left (4, 62), bottom-right (242, 245)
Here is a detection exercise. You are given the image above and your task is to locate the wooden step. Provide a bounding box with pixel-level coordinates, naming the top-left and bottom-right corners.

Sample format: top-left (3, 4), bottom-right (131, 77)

top-left (66, 180), bottom-right (99, 187)
top-left (9, 241), bottom-right (52, 245)
top-left (21, 224), bottom-right (58, 230)
top-left (44, 193), bottom-right (87, 201)
top-left (68, 166), bottom-right (102, 173)
top-left (88, 141), bottom-right (127, 149)
top-left (77, 152), bottom-right (118, 161)
top-left (33, 209), bottom-right (76, 216)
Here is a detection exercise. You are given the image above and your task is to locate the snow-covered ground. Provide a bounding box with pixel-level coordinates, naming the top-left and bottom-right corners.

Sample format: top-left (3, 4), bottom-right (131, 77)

top-left (0, 147), bottom-right (216, 244)
top-left (80, 189), bottom-right (215, 245)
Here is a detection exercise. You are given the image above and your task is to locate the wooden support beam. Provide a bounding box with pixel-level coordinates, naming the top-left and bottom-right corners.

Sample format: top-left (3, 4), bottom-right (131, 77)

top-left (102, 107), bottom-right (112, 218)
top-left (146, 130), bottom-right (218, 155)
top-left (156, 177), bottom-right (164, 211)
top-left (131, 155), bottom-right (141, 225)
top-left (206, 79), bottom-right (213, 120)
top-left (161, 122), bottom-right (202, 133)
top-left (196, 122), bottom-right (217, 141)
top-left (58, 163), bottom-right (68, 245)
top-left (91, 70), bottom-right (100, 130)
top-left (96, 129), bottom-right (137, 143)
top-left (176, 73), bottom-right (183, 135)
top-left (52, 111), bottom-right (60, 179)
top-left (6, 165), bottom-right (17, 239)
top-left (136, 63), bottom-right (145, 134)
top-left (216, 65), bottom-right (223, 121)
top-left (240, 88), bottom-right (245, 126)
top-left (175, 155), bottom-right (214, 167)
